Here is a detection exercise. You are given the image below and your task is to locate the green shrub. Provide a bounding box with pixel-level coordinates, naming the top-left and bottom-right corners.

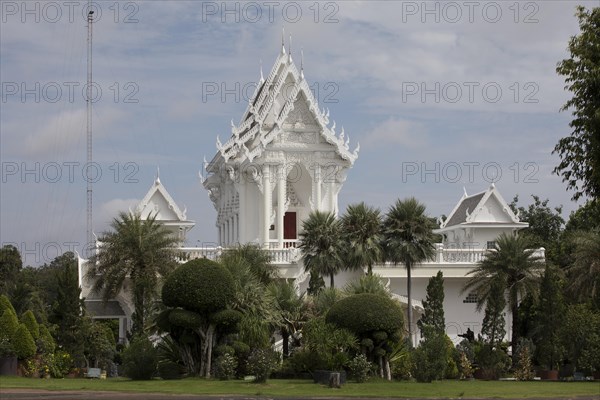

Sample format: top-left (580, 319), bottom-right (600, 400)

top-left (37, 325), bottom-right (56, 354)
top-left (122, 336), bottom-right (158, 380)
top-left (326, 293), bottom-right (404, 336)
top-left (412, 329), bottom-right (447, 382)
top-left (158, 360), bottom-right (184, 380)
top-left (13, 323), bottom-right (36, 359)
top-left (0, 309), bottom-right (19, 341)
top-left (474, 342), bottom-right (511, 379)
top-left (348, 354), bottom-right (373, 383)
top-left (214, 353), bottom-right (238, 380)
top-left (168, 308), bottom-right (203, 329)
top-left (247, 348), bottom-right (278, 383)
top-left (20, 310), bottom-right (39, 340)
top-left (458, 352), bottom-right (474, 379)
top-left (162, 259), bottom-right (235, 315)
top-left (0, 295), bottom-right (16, 316)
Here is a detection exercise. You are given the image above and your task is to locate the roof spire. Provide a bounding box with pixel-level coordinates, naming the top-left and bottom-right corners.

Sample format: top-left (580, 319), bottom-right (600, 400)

top-left (259, 59), bottom-right (264, 83)
top-left (288, 34), bottom-right (293, 63)
top-left (300, 48), bottom-right (304, 79)
top-left (281, 27), bottom-right (286, 55)
top-left (155, 166), bottom-right (160, 185)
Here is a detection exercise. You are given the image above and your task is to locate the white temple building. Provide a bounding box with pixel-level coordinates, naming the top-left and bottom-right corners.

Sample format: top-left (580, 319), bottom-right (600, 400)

top-left (79, 41), bottom-right (543, 345)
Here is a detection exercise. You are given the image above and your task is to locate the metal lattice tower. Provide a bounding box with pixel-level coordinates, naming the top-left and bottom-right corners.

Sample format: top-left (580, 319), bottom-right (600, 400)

top-left (86, 5), bottom-right (93, 257)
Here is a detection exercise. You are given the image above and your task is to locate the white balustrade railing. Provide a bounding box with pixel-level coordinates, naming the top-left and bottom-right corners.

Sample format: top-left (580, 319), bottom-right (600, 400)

top-left (176, 245), bottom-right (545, 266)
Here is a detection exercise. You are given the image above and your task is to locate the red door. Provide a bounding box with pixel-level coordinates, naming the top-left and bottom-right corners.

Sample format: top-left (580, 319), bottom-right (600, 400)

top-left (284, 212), bottom-right (297, 241)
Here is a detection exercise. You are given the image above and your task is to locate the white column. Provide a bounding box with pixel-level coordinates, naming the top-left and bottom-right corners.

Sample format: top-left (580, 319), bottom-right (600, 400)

top-left (314, 164), bottom-right (321, 211)
top-left (233, 214), bottom-right (238, 245)
top-left (262, 164), bottom-right (272, 249)
top-left (237, 181), bottom-right (245, 244)
top-left (328, 181), bottom-right (335, 214)
top-left (277, 164), bottom-right (285, 249)
top-left (218, 225), bottom-right (222, 246)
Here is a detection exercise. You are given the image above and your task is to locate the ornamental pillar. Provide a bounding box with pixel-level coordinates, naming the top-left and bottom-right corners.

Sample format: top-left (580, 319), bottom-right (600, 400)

top-left (314, 164), bottom-right (321, 211)
top-left (237, 181), bottom-right (245, 244)
top-left (277, 164), bottom-right (286, 249)
top-left (262, 164), bottom-right (272, 249)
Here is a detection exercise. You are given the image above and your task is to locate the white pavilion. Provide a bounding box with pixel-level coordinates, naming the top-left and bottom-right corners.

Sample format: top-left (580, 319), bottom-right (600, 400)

top-left (79, 41), bottom-right (543, 345)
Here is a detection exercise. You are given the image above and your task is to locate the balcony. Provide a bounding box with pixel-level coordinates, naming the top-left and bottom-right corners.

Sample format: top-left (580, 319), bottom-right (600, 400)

top-left (176, 244), bottom-right (545, 278)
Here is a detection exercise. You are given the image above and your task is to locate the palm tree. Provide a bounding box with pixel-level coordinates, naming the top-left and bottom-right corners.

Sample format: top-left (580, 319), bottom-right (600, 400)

top-left (268, 280), bottom-right (308, 357)
top-left (383, 197), bottom-right (436, 346)
top-left (340, 202), bottom-right (383, 275)
top-left (462, 232), bottom-right (543, 361)
top-left (299, 211), bottom-right (344, 288)
top-left (566, 230), bottom-right (600, 302)
top-left (87, 212), bottom-right (179, 336)
top-left (220, 244), bottom-right (279, 285)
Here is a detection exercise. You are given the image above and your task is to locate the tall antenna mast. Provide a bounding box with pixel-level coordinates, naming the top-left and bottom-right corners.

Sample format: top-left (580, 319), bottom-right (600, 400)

top-left (86, 4), bottom-right (94, 257)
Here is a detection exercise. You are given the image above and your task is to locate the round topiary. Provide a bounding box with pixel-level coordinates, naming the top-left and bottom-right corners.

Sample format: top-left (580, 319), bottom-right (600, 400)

top-left (326, 293), bottom-right (404, 336)
top-left (20, 310), bottom-right (39, 340)
top-left (211, 309), bottom-right (242, 331)
top-left (162, 259), bottom-right (235, 315)
top-left (13, 323), bottom-right (36, 359)
top-left (168, 309), bottom-right (203, 329)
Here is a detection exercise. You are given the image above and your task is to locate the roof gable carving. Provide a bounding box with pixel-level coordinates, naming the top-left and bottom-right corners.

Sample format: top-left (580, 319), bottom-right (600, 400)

top-left (136, 176), bottom-right (188, 222)
top-left (212, 46), bottom-right (359, 166)
top-left (440, 184), bottom-right (523, 229)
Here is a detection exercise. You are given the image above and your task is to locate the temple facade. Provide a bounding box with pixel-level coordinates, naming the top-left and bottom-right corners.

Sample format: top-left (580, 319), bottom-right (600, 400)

top-left (201, 42), bottom-right (358, 249)
top-left (79, 42), bottom-right (542, 345)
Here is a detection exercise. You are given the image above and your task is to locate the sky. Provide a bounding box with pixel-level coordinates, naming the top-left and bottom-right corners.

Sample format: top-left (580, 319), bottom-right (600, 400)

top-left (1, 0), bottom-right (598, 266)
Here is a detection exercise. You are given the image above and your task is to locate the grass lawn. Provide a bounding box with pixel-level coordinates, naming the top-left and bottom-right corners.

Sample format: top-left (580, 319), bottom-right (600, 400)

top-left (1, 377), bottom-right (599, 398)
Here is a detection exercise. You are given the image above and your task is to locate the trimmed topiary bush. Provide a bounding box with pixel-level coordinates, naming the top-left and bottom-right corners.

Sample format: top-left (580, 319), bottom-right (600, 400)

top-left (326, 293), bottom-right (403, 336)
top-left (20, 310), bottom-right (39, 340)
top-left (162, 259), bottom-right (235, 315)
top-left (122, 336), bottom-right (158, 380)
top-left (0, 295), bottom-right (16, 316)
top-left (12, 324), bottom-right (36, 359)
top-left (0, 310), bottom-right (19, 341)
top-left (168, 308), bottom-right (204, 329)
top-left (37, 325), bottom-right (56, 354)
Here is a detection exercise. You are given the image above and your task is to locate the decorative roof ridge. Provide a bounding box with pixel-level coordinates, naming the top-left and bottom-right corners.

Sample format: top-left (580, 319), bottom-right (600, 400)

top-left (213, 42), bottom-right (359, 165)
top-left (136, 176), bottom-right (189, 222)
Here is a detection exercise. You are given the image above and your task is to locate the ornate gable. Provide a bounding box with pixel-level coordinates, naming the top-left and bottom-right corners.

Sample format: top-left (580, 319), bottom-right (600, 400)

top-left (211, 42), bottom-right (359, 166)
top-left (136, 176), bottom-right (188, 222)
top-left (438, 184), bottom-right (526, 230)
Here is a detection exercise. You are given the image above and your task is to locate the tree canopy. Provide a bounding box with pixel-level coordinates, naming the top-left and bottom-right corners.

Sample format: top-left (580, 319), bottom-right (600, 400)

top-left (554, 6), bottom-right (600, 200)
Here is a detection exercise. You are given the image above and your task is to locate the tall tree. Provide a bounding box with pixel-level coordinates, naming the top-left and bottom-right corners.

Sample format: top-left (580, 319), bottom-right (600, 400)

top-left (566, 230), bottom-right (600, 305)
top-left (0, 245), bottom-right (22, 297)
top-left (553, 6), bottom-right (600, 201)
top-left (340, 202), bottom-right (383, 275)
top-left (509, 195), bottom-right (564, 263)
top-left (481, 280), bottom-right (507, 347)
top-left (534, 265), bottom-right (565, 370)
top-left (383, 197), bottom-right (436, 346)
top-left (417, 271), bottom-right (445, 335)
top-left (462, 233), bottom-right (543, 362)
top-left (87, 212), bottom-right (180, 336)
top-left (299, 211), bottom-right (344, 288)
top-left (49, 252), bottom-right (86, 358)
